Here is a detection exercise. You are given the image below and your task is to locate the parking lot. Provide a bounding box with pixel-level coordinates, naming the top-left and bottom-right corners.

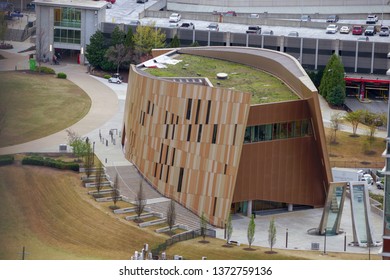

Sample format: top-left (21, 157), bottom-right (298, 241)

top-left (106, 0), bottom-right (390, 43)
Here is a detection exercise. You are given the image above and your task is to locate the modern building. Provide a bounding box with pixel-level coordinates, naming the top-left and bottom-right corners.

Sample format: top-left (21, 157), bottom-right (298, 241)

top-left (382, 99), bottom-right (390, 260)
top-left (34, 0), bottom-right (107, 64)
top-left (121, 46), bottom-right (332, 227)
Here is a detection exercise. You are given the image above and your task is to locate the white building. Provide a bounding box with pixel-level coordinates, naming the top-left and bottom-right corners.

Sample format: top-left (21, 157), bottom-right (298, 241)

top-left (34, 0), bottom-right (107, 64)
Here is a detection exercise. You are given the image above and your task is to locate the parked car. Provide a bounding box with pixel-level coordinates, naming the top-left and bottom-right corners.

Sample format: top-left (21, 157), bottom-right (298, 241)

top-left (136, 0), bottom-right (148, 3)
top-left (326, 24), bottom-right (338, 34)
top-left (300, 15), bottom-right (311, 21)
top-left (106, 2), bottom-right (112, 8)
top-left (364, 25), bottom-right (376, 36)
top-left (262, 29), bottom-right (274, 36)
top-left (352, 25), bottom-right (364, 35)
top-left (287, 31), bottom-right (299, 37)
top-left (207, 23), bottom-right (219, 31)
top-left (180, 22), bottom-right (195, 29)
top-left (224, 11), bottom-right (237, 16)
top-left (326, 15), bottom-right (339, 23)
top-left (339, 26), bottom-right (350, 34)
top-left (249, 13), bottom-right (259, 18)
top-left (379, 26), bottom-right (389, 36)
top-left (108, 73), bottom-right (122, 84)
top-left (246, 25), bottom-right (261, 34)
top-left (376, 181), bottom-right (384, 190)
top-left (169, 22), bottom-right (179, 28)
top-left (357, 36), bottom-right (369, 41)
top-left (129, 20), bottom-right (141, 25)
top-left (105, 0), bottom-right (116, 4)
top-left (366, 14), bottom-right (378, 24)
top-left (169, 13), bottom-right (181, 23)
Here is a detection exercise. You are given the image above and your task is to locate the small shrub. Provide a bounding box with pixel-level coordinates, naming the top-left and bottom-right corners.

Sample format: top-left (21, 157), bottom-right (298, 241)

top-left (103, 74), bottom-right (111, 79)
top-left (35, 66), bottom-right (55, 74)
top-left (109, 205), bottom-right (120, 210)
top-left (57, 72), bottom-right (67, 79)
top-left (0, 155), bottom-right (14, 166)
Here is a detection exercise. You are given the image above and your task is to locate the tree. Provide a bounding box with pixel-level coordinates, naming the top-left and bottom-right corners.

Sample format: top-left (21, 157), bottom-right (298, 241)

top-left (362, 110), bottom-right (387, 140)
top-left (105, 44), bottom-right (132, 73)
top-left (66, 129), bottom-right (90, 161)
top-left (226, 213), bottom-right (233, 244)
top-left (319, 54), bottom-right (345, 104)
top-left (344, 110), bottom-right (364, 136)
top-left (189, 41), bottom-right (200, 47)
top-left (166, 199), bottom-right (176, 235)
top-left (200, 212), bottom-right (207, 241)
top-left (95, 161), bottom-right (104, 195)
top-left (327, 84), bottom-right (345, 107)
top-left (0, 14), bottom-right (8, 44)
top-left (268, 218), bottom-right (277, 252)
top-left (135, 180), bottom-right (146, 221)
top-left (170, 34), bottom-right (180, 48)
top-left (133, 24), bottom-right (166, 59)
top-left (329, 113), bottom-right (342, 144)
top-left (111, 173), bottom-right (120, 208)
top-left (84, 141), bottom-right (93, 178)
top-left (247, 214), bottom-right (256, 249)
top-left (124, 28), bottom-right (135, 50)
top-left (85, 30), bottom-right (106, 69)
top-left (111, 26), bottom-right (126, 46)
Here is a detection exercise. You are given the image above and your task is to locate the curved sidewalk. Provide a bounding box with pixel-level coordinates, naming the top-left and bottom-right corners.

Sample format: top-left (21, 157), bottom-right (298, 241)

top-left (0, 51), bottom-right (119, 155)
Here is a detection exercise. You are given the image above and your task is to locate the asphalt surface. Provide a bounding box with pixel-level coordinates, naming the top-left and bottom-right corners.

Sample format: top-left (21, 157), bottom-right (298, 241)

top-left (0, 36), bottom-right (386, 256)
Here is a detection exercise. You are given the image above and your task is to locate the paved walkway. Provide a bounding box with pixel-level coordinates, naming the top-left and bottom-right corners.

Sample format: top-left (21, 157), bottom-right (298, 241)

top-left (0, 40), bottom-right (386, 254)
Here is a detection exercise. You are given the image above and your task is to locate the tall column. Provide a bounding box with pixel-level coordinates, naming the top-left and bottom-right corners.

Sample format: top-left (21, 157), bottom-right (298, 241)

top-left (247, 200), bottom-right (253, 217)
top-left (288, 203), bottom-right (293, 212)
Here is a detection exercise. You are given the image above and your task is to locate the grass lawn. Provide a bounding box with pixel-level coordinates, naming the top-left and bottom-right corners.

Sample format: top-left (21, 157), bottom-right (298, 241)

top-left (146, 54), bottom-right (298, 104)
top-left (166, 237), bottom-right (380, 260)
top-left (0, 71), bottom-right (91, 148)
top-left (0, 164), bottom-right (166, 260)
top-left (324, 127), bottom-right (386, 168)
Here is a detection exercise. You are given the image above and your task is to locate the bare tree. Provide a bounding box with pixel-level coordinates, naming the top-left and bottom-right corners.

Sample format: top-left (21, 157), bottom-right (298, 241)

top-left (329, 113), bottom-right (342, 144)
top-left (166, 199), bottom-right (176, 235)
top-left (95, 161), bottom-right (104, 196)
top-left (268, 218), bottom-right (277, 252)
top-left (135, 180), bottom-right (146, 221)
top-left (105, 44), bottom-right (133, 73)
top-left (111, 173), bottom-right (120, 209)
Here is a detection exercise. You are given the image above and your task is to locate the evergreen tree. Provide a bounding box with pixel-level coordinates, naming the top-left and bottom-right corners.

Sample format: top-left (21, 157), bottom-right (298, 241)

top-left (85, 31), bottom-right (106, 69)
top-left (111, 26), bottom-right (126, 46)
top-left (125, 28), bottom-right (135, 50)
top-left (247, 214), bottom-right (256, 249)
top-left (268, 218), bottom-right (277, 252)
top-left (105, 44), bottom-right (132, 73)
top-left (327, 84), bottom-right (345, 106)
top-left (170, 34), bottom-right (180, 48)
top-left (319, 54), bottom-right (345, 103)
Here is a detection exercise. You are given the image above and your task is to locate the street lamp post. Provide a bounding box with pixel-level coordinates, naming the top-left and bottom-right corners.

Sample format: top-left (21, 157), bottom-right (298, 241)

top-left (323, 228), bottom-right (328, 255)
top-left (344, 232), bottom-right (347, 252)
top-left (285, 228), bottom-right (288, 248)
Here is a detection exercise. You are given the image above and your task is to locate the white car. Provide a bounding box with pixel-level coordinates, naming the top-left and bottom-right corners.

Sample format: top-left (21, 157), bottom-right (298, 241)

top-left (169, 13), bottom-right (181, 23)
top-left (326, 24), bottom-right (338, 34)
top-left (108, 73), bottom-right (122, 84)
top-left (339, 26), bottom-right (350, 34)
top-left (207, 23), bottom-right (219, 31)
top-left (379, 26), bottom-right (389, 36)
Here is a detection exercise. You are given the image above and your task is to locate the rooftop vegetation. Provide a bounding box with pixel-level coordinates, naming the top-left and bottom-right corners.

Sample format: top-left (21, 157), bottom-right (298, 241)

top-left (145, 54), bottom-right (299, 104)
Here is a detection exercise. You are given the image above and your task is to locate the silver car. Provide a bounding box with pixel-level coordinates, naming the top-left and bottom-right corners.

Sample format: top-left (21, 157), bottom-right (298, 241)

top-left (379, 26), bottom-right (389, 36)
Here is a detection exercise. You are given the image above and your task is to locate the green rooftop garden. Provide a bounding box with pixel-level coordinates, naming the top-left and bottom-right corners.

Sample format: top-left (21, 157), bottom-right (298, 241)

top-left (145, 54), bottom-right (299, 104)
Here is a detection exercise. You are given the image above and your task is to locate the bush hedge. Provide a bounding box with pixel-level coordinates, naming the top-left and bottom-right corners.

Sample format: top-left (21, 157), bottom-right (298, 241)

top-left (0, 155), bottom-right (14, 166)
top-left (103, 74), bottom-right (111, 79)
top-left (22, 155), bottom-right (79, 171)
top-left (57, 72), bottom-right (67, 79)
top-left (35, 66), bottom-right (55, 74)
